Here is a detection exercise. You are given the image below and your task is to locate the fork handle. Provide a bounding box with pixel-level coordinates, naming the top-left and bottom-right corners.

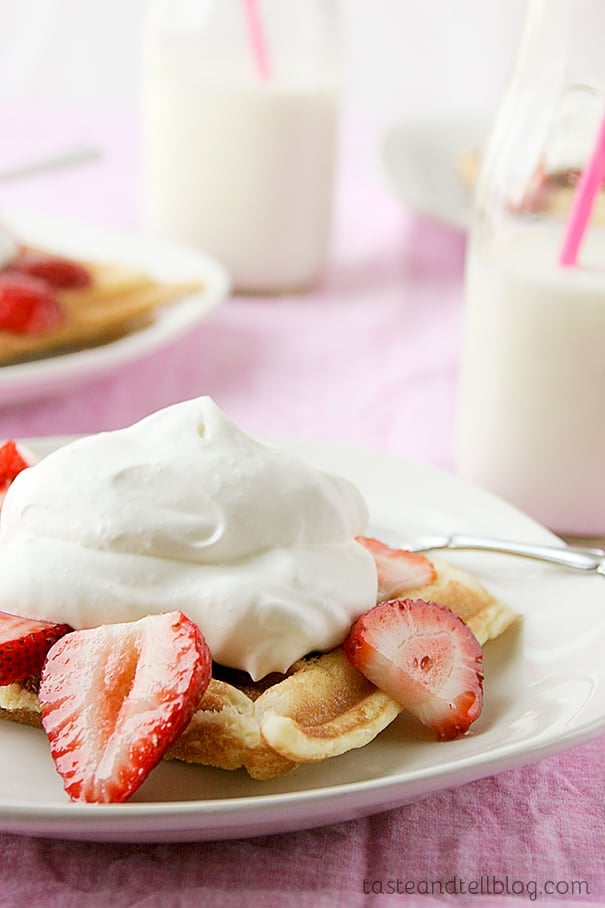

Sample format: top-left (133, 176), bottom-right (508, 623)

top-left (440, 534), bottom-right (604, 572)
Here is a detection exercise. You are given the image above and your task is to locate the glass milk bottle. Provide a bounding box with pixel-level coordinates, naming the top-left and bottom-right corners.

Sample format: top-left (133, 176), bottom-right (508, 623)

top-left (141, 0), bottom-right (341, 294)
top-left (456, 0), bottom-right (605, 537)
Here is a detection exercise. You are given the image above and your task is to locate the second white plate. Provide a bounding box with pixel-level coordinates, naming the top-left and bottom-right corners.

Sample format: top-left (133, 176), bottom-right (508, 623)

top-left (380, 112), bottom-right (489, 230)
top-left (0, 210), bottom-right (230, 405)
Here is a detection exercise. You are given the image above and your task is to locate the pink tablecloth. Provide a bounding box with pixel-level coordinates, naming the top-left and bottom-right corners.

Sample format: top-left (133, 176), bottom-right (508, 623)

top-left (0, 105), bottom-right (603, 907)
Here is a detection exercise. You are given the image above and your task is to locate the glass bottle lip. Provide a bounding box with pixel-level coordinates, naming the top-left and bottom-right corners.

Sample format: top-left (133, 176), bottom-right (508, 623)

top-left (469, 0), bottom-right (605, 245)
top-left (144, 0), bottom-right (343, 85)
top-left (506, 0), bottom-right (605, 92)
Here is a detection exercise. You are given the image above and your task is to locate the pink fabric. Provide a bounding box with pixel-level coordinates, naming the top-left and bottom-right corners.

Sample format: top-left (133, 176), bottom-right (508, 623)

top-left (0, 105), bottom-right (465, 467)
top-left (0, 105), bottom-right (603, 907)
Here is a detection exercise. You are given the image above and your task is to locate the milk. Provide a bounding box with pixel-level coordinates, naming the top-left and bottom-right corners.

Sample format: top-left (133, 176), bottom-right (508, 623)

top-left (456, 223), bottom-right (605, 535)
top-left (141, 68), bottom-right (339, 293)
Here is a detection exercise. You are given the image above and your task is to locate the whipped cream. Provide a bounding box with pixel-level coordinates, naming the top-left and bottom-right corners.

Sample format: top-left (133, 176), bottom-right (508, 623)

top-left (0, 398), bottom-right (377, 679)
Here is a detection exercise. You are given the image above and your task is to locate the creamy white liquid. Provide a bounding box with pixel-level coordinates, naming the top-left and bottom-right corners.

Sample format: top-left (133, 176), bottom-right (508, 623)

top-left (456, 223), bottom-right (605, 535)
top-left (142, 69), bottom-right (339, 293)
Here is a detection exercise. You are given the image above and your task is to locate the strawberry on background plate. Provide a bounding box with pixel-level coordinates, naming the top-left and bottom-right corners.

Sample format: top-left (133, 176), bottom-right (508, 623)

top-left (0, 612), bottom-right (73, 685)
top-left (39, 611), bottom-right (212, 804)
top-left (344, 598), bottom-right (484, 740)
top-left (6, 250), bottom-right (91, 290)
top-left (0, 273), bottom-right (64, 334)
top-left (356, 537), bottom-right (437, 600)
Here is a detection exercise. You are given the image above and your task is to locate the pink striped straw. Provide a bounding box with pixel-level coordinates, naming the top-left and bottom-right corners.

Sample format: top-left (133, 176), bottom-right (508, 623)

top-left (242, 0), bottom-right (271, 80)
top-left (559, 114), bottom-right (605, 266)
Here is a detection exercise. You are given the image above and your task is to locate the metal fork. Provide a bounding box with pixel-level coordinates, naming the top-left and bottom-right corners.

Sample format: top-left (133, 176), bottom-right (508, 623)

top-left (405, 534), bottom-right (605, 575)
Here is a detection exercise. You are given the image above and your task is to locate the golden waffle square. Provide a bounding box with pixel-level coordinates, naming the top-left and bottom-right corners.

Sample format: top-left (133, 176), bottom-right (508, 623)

top-left (0, 557), bottom-right (519, 781)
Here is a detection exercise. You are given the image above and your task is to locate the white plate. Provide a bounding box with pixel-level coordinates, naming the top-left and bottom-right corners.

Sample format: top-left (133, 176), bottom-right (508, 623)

top-left (380, 112), bottom-right (489, 230)
top-left (0, 211), bottom-right (230, 405)
top-left (1, 437), bottom-right (604, 843)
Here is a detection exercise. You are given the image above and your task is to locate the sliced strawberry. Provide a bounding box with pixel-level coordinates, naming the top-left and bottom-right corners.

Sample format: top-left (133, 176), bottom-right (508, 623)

top-left (7, 250), bottom-right (91, 290)
top-left (0, 612), bottom-right (73, 685)
top-left (356, 537), bottom-right (437, 601)
top-left (0, 440), bottom-right (31, 490)
top-left (0, 274), bottom-right (64, 334)
top-left (39, 611), bottom-right (211, 803)
top-left (344, 598), bottom-right (484, 740)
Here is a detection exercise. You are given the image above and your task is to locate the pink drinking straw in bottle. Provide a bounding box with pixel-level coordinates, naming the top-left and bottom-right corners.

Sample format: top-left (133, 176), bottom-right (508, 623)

top-left (559, 114), bottom-right (605, 266)
top-left (242, 0), bottom-right (271, 80)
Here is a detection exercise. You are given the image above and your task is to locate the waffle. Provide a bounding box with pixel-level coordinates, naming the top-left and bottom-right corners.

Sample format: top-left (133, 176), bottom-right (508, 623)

top-left (0, 254), bottom-right (202, 366)
top-left (0, 557), bottom-right (518, 781)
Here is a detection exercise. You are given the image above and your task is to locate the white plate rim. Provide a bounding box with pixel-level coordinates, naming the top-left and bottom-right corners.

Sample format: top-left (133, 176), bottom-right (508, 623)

top-left (0, 435), bottom-right (603, 842)
top-left (379, 111), bottom-right (490, 230)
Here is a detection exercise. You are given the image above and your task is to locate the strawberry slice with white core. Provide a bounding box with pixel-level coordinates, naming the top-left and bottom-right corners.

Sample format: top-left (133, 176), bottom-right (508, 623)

top-left (39, 611), bottom-right (211, 803)
top-left (356, 537), bottom-right (437, 601)
top-left (344, 598), bottom-right (484, 740)
top-left (0, 612), bottom-right (73, 684)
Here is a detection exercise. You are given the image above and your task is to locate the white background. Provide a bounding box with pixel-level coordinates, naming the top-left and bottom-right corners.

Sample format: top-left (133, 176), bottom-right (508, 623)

top-left (0, 0), bottom-right (528, 122)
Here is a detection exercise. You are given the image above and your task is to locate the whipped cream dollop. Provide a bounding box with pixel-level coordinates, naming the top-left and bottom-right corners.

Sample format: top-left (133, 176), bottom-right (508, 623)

top-left (0, 398), bottom-right (377, 679)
